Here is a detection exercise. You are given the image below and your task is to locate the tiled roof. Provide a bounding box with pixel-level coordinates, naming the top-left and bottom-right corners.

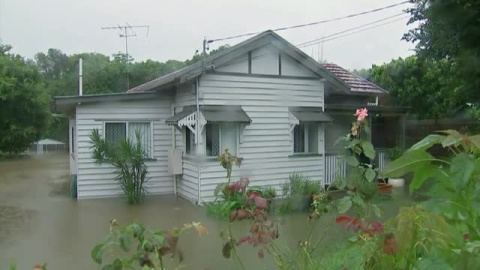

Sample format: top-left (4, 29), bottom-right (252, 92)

top-left (323, 63), bottom-right (388, 95)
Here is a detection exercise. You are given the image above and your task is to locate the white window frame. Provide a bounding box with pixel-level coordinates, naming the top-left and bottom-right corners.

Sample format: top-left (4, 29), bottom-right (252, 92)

top-left (292, 122), bottom-right (320, 154)
top-left (103, 121), bottom-right (154, 158)
top-left (205, 123), bottom-right (240, 157)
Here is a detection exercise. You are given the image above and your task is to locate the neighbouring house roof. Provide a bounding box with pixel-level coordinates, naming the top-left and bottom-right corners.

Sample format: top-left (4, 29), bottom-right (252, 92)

top-left (289, 107), bottom-right (332, 122)
top-left (165, 105), bottom-right (251, 125)
top-left (127, 30), bottom-right (352, 94)
top-left (322, 63), bottom-right (388, 95)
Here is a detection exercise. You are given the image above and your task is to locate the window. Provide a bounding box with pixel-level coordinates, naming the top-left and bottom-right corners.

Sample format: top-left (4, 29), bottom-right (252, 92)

top-left (206, 123), bottom-right (238, 156)
top-left (293, 123), bottom-right (319, 154)
top-left (104, 122), bottom-right (152, 157)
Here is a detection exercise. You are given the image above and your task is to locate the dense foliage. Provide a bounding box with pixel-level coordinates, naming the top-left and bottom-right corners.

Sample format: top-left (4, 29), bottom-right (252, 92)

top-left (91, 219), bottom-right (206, 269)
top-left (404, 0), bottom-right (480, 102)
top-left (369, 56), bottom-right (463, 119)
top-left (90, 129), bottom-right (149, 204)
top-left (0, 44), bottom-right (49, 154)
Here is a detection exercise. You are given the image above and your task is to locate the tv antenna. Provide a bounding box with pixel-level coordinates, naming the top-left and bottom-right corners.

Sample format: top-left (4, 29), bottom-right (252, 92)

top-left (101, 23), bottom-right (149, 90)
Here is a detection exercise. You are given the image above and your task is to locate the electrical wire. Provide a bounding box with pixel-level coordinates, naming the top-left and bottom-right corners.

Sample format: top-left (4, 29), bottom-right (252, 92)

top-left (296, 13), bottom-right (406, 48)
top-left (207, 1), bottom-right (410, 43)
top-left (299, 16), bottom-right (409, 48)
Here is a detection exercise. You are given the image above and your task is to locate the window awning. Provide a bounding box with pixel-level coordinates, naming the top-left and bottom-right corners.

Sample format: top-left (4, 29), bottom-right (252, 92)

top-left (165, 105), bottom-right (251, 125)
top-left (289, 107), bottom-right (332, 122)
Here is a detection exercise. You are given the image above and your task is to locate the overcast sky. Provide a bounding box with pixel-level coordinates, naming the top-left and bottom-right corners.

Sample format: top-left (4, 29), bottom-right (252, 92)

top-left (0, 0), bottom-right (415, 70)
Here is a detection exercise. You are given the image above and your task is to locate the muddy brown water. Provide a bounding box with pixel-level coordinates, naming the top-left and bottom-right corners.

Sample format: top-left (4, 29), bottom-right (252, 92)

top-left (0, 153), bottom-right (412, 269)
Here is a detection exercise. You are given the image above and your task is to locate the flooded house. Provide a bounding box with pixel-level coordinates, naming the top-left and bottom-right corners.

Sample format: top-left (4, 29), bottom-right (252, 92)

top-left (53, 30), bottom-right (406, 203)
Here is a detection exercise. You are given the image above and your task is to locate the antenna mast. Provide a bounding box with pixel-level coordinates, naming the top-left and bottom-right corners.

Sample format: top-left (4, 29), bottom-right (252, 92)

top-left (101, 23), bottom-right (149, 90)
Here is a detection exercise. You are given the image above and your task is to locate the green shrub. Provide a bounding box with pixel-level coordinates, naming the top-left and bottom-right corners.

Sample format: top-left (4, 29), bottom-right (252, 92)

top-left (90, 129), bottom-right (148, 204)
top-left (278, 173), bottom-right (322, 214)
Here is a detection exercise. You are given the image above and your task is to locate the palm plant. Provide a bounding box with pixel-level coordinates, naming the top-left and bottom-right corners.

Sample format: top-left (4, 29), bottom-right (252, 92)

top-left (90, 129), bottom-right (148, 204)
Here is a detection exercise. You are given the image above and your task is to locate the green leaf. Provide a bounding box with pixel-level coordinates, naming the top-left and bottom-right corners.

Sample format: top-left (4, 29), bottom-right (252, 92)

top-left (131, 222), bottom-right (144, 238)
top-left (361, 141), bottom-right (375, 160)
top-left (222, 242), bottom-right (232, 259)
top-left (442, 135), bottom-right (462, 147)
top-left (91, 243), bottom-right (106, 264)
top-left (409, 164), bottom-right (435, 193)
top-left (382, 150), bottom-right (435, 178)
top-left (372, 204), bottom-right (381, 217)
top-left (348, 235), bottom-right (359, 242)
top-left (119, 234), bottom-right (131, 252)
top-left (153, 232), bottom-right (165, 244)
top-left (416, 257), bottom-right (453, 270)
top-left (469, 135), bottom-right (480, 149)
top-left (352, 194), bottom-right (365, 207)
top-left (451, 153), bottom-right (474, 190)
top-left (364, 168), bottom-right (376, 182)
top-left (345, 154), bottom-right (359, 167)
top-left (337, 196), bottom-right (352, 213)
top-left (410, 134), bottom-right (444, 151)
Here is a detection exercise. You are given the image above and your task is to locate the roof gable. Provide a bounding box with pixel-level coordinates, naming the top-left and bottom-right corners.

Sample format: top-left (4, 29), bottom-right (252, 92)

top-left (128, 30), bottom-right (351, 93)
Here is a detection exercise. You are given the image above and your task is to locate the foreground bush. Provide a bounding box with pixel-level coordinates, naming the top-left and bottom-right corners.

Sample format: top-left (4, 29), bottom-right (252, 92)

top-left (92, 220), bottom-right (207, 269)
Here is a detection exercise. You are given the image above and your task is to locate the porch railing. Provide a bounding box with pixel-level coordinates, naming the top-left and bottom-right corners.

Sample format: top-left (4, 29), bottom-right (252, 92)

top-left (325, 154), bottom-right (347, 186)
top-left (325, 149), bottom-right (391, 186)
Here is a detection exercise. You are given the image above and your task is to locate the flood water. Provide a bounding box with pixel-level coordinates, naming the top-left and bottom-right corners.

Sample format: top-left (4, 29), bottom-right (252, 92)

top-left (0, 153), bottom-right (412, 269)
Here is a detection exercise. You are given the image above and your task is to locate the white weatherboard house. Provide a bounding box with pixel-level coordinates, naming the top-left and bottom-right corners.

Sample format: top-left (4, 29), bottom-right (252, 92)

top-left (54, 31), bottom-right (406, 203)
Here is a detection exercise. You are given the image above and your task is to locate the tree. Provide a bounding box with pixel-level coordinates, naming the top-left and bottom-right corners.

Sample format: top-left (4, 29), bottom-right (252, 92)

top-left (0, 44), bottom-right (49, 154)
top-left (404, 0), bottom-right (480, 102)
top-left (370, 56), bottom-right (464, 118)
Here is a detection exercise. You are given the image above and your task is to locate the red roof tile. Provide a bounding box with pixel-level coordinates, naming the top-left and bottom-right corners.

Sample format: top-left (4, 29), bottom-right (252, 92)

top-left (323, 63), bottom-right (388, 95)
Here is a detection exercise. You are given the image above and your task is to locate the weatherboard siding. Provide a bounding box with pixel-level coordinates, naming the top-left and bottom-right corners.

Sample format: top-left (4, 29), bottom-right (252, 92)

top-left (75, 99), bottom-right (174, 199)
top-left (172, 82), bottom-right (202, 202)
top-left (198, 73), bottom-right (325, 202)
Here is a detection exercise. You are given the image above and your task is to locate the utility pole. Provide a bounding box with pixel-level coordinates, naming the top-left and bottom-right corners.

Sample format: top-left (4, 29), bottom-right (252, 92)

top-left (101, 23), bottom-right (149, 90)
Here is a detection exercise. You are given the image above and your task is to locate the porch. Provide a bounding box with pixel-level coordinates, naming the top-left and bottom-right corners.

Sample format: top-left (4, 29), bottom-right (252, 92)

top-left (323, 109), bottom-right (406, 187)
top-left (324, 149), bottom-right (391, 187)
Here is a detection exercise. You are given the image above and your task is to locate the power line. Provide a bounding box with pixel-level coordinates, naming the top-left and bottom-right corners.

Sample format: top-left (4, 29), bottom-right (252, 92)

top-left (297, 13), bottom-right (405, 48)
top-left (300, 16), bottom-right (409, 48)
top-left (207, 1), bottom-right (409, 43)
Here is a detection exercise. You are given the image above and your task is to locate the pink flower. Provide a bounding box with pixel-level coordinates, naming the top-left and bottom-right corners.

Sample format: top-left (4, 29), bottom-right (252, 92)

top-left (354, 108), bottom-right (368, 121)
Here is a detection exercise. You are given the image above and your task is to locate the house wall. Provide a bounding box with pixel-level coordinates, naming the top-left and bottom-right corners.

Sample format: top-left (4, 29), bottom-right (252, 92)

top-left (172, 83), bottom-right (200, 202)
top-left (197, 72), bottom-right (325, 202)
top-left (69, 115), bottom-right (77, 175)
top-left (75, 98), bottom-right (174, 198)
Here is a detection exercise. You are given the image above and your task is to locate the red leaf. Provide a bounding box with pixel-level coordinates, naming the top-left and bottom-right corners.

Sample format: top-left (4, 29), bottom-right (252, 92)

top-left (258, 249), bottom-right (264, 259)
top-left (236, 209), bottom-right (248, 221)
top-left (383, 233), bottom-right (397, 255)
top-left (344, 218), bottom-right (358, 231)
top-left (229, 210), bottom-right (238, 223)
top-left (254, 196), bottom-right (268, 209)
top-left (464, 233), bottom-right (470, 241)
top-left (237, 235), bottom-right (253, 246)
top-left (336, 216), bottom-right (351, 223)
top-left (371, 221), bottom-right (384, 233)
top-left (248, 191), bottom-right (260, 200)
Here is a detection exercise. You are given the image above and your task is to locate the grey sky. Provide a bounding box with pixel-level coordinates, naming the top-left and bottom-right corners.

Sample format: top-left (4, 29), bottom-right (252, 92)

top-left (0, 0), bottom-right (415, 70)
